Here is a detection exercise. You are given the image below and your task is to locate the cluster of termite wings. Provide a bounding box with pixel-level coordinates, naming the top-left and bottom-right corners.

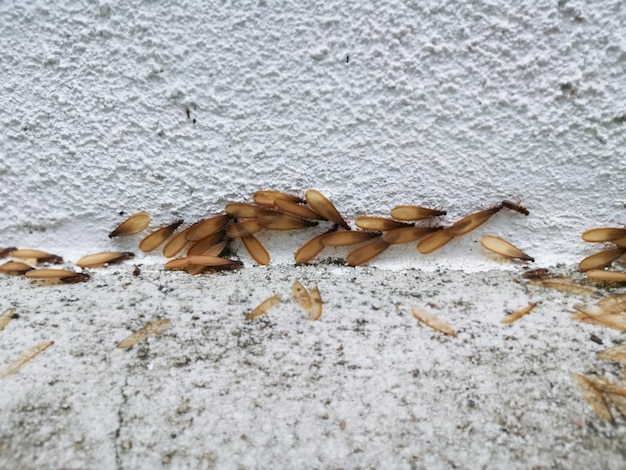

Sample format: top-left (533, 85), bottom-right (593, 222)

top-left (1, 189), bottom-right (538, 283)
top-left (3, 192), bottom-right (626, 423)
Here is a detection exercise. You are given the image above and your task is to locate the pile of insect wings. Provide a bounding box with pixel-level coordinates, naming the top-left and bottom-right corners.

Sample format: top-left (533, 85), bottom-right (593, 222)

top-left (0, 189), bottom-right (539, 282)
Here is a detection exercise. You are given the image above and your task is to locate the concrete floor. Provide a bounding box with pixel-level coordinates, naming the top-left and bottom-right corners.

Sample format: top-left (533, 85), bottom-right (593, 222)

top-left (1, 262), bottom-right (625, 469)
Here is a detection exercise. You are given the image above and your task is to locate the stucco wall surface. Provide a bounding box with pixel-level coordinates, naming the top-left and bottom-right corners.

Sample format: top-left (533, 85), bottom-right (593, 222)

top-left (2, 2), bottom-right (626, 469)
top-left (1, 0), bottom-right (625, 269)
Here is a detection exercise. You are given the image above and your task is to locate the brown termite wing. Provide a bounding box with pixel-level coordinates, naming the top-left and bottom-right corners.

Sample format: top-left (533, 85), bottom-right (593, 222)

top-left (139, 219), bottom-right (184, 252)
top-left (0, 261), bottom-right (34, 275)
top-left (257, 210), bottom-right (318, 230)
top-left (411, 306), bottom-right (457, 337)
top-left (586, 269), bottom-right (626, 283)
top-left (186, 215), bottom-right (231, 242)
top-left (354, 216), bottom-right (413, 232)
top-left (416, 228), bottom-right (455, 254)
top-left (109, 211), bottom-right (151, 238)
top-left (322, 230), bottom-right (380, 247)
top-left (570, 372), bottom-right (614, 422)
top-left (0, 340), bottom-right (55, 379)
top-left (9, 249), bottom-right (63, 264)
top-left (77, 251), bottom-right (135, 268)
top-left (578, 248), bottom-right (626, 272)
top-left (162, 225), bottom-right (195, 258)
top-left (25, 269), bottom-right (90, 283)
top-left (226, 219), bottom-right (264, 238)
top-left (241, 234), bottom-right (270, 265)
top-left (245, 294), bottom-right (282, 321)
top-left (292, 281), bottom-right (312, 310)
top-left (582, 228), bottom-right (626, 243)
top-left (294, 226), bottom-right (339, 264)
top-left (273, 198), bottom-right (325, 221)
top-left (117, 319), bottom-right (172, 349)
top-left (305, 189), bottom-right (350, 229)
top-left (447, 204), bottom-right (503, 237)
top-left (389, 205), bottom-right (446, 221)
top-left (0, 308), bottom-right (14, 332)
top-left (345, 239), bottom-right (390, 266)
top-left (307, 286), bottom-right (323, 321)
top-left (501, 302), bottom-right (539, 324)
top-left (382, 226), bottom-right (442, 245)
top-left (480, 235), bottom-right (534, 262)
top-left (253, 190), bottom-right (305, 207)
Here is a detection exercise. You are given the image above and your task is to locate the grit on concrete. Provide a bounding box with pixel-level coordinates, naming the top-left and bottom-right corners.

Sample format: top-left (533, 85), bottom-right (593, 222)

top-left (1, 262), bottom-right (625, 469)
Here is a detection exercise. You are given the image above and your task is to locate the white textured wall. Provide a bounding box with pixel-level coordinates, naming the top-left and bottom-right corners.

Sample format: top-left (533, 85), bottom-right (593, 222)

top-left (1, 0), bottom-right (625, 268)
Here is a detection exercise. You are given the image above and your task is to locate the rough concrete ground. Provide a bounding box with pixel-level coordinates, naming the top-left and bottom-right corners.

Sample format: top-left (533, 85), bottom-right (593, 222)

top-left (1, 262), bottom-right (625, 469)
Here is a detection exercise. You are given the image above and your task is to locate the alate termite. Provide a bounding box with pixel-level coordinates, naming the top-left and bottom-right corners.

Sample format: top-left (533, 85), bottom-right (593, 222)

top-left (0, 340), bottom-right (54, 379)
top-left (162, 225), bottom-right (194, 258)
top-left (77, 251), bottom-right (135, 268)
top-left (382, 226), bottom-right (442, 245)
top-left (615, 237), bottom-right (626, 249)
top-left (480, 235), bottom-right (534, 262)
top-left (447, 204), bottom-right (503, 237)
top-left (224, 203), bottom-right (262, 219)
top-left (411, 306), bottom-right (457, 337)
top-left (389, 205), bottom-right (446, 221)
top-left (346, 239), bottom-right (390, 266)
top-left (186, 231), bottom-right (227, 256)
top-left (322, 230), bottom-right (381, 247)
top-left (226, 219), bottom-right (263, 238)
top-left (501, 200), bottom-right (529, 216)
top-left (570, 372), bottom-right (614, 422)
top-left (139, 219), bottom-right (184, 252)
top-left (245, 294), bottom-right (282, 321)
top-left (354, 216), bottom-right (414, 232)
top-left (117, 318), bottom-right (172, 349)
top-left (578, 247), bottom-right (625, 272)
top-left (109, 211), bottom-right (151, 238)
top-left (273, 198), bottom-right (324, 221)
top-left (416, 228), bottom-right (455, 254)
top-left (0, 261), bottom-right (34, 275)
top-left (253, 190), bottom-right (305, 207)
top-left (9, 249), bottom-right (63, 264)
top-left (585, 269), bottom-right (626, 283)
top-left (25, 269), bottom-right (90, 283)
top-left (257, 210), bottom-right (318, 230)
top-left (199, 240), bottom-right (230, 257)
top-left (582, 227), bottom-right (626, 242)
top-left (501, 302), bottom-right (538, 324)
top-left (186, 215), bottom-right (231, 241)
top-left (305, 189), bottom-right (350, 230)
top-left (241, 234), bottom-right (270, 265)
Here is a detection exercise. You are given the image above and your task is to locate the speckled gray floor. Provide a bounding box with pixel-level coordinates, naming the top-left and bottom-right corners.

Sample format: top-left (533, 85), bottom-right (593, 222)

top-left (1, 264), bottom-right (625, 469)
